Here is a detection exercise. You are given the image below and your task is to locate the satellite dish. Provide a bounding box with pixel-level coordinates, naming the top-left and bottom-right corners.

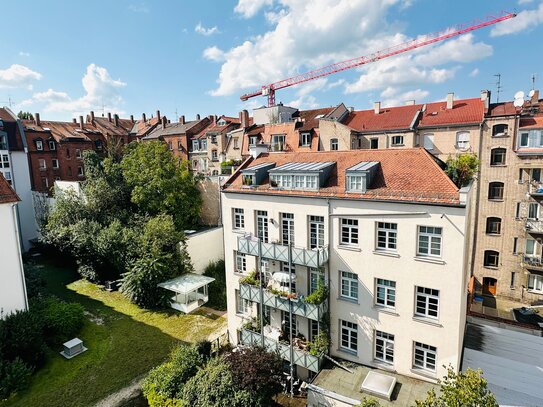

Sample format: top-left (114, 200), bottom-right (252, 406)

top-left (529, 89), bottom-right (536, 97)
top-left (514, 98), bottom-right (524, 108)
top-left (514, 91), bottom-right (525, 100)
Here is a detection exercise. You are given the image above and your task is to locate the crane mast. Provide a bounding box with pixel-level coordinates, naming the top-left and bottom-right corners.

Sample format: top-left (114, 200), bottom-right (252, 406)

top-left (240, 11), bottom-right (516, 107)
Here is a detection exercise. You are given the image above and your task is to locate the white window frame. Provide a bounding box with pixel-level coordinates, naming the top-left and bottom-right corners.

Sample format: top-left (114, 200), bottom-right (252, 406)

top-left (233, 208), bottom-right (245, 230)
top-left (340, 320), bottom-right (358, 353)
top-left (36, 140), bottom-right (43, 151)
top-left (192, 139), bottom-right (199, 151)
top-left (375, 278), bottom-right (396, 309)
top-left (0, 154), bottom-right (9, 169)
top-left (413, 341), bottom-right (437, 372)
top-left (376, 222), bottom-right (397, 251)
top-left (309, 215), bottom-right (325, 249)
top-left (346, 175), bottom-right (364, 192)
top-left (528, 274), bottom-right (543, 293)
top-left (340, 218), bottom-right (359, 246)
top-left (236, 290), bottom-right (251, 315)
top-left (528, 203), bottom-right (540, 220)
top-left (391, 135), bottom-right (404, 146)
top-left (235, 252), bottom-right (246, 273)
top-left (309, 267), bottom-right (324, 294)
top-left (415, 286), bottom-right (439, 320)
top-left (340, 271), bottom-right (358, 301)
top-left (75, 149), bottom-right (82, 159)
top-left (330, 138), bottom-right (338, 151)
top-left (423, 133), bottom-right (434, 150)
top-left (526, 239), bottom-right (537, 256)
top-left (456, 131), bottom-right (470, 150)
top-left (211, 150), bottom-right (218, 160)
top-left (256, 210), bottom-right (269, 243)
top-left (48, 140), bottom-right (56, 150)
top-left (374, 331), bottom-right (394, 364)
top-left (52, 159), bottom-right (59, 169)
top-left (38, 158), bottom-right (47, 170)
top-left (417, 226), bottom-right (442, 258)
top-left (300, 132), bottom-right (311, 147)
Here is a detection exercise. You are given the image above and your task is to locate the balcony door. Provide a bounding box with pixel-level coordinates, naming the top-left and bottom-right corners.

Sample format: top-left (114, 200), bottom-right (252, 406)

top-left (282, 213), bottom-right (294, 246)
top-left (256, 210), bottom-right (269, 243)
top-left (309, 216), bottom-right (325, 249)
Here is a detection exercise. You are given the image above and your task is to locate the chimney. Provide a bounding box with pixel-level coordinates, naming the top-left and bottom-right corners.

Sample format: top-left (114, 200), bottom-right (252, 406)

top-left (90, 111), bottom-right (95, 125)
top-left (114, 114), bottom-right (119, 127)
top-left (405, 100), bottom-right (415, 106)
top-left (480, 90), bottom-right (491, 111)
top-left (161, 116), bottom-right (167, 129)
top-left (196, 114), bottom-right (201, 120)
top-left (156, 110), bottom-right (161, 121)
top-left (446, 92), bottom-right (454, 109)
top-left (179, 115), bottom-right (185, 124)
top-left (79, 116), bottom-right (84, 130)
top-left (213, 115), bottom-right (217, 124)
top-left (34, 113), bottom-right (40, 126)
top-left (373, 102), bottom-right (381, 114)
top-left (531, 89), bottom-right (540, 104)
top-left (130, 114), bottom-right (134, 123)
top-left (348, 106), bottom-right (354, 112)
top-left (72, 118), bottom-right (77, 123)
top-left (239, 110), bottom-right (249, 128)
top-left (250, 143), bottom-right (269, 159)
top-left (142, 113), bottom-right (147, 122)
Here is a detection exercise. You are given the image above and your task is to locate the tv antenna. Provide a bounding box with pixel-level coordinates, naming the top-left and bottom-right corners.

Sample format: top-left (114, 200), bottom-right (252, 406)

top-left (531, 73), bottom-right (537, 90)
top-left (494, 74), bottom-right (502, 103)
top-left (0, 95), bottom-right (16, 108)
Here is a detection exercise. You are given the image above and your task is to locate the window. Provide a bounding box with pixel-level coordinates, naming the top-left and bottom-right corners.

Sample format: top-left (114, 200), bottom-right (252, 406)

top-left (212, 150), bottom-right (218, 161)
top-left (376, 222), bottom-right (397, 251)
top-left (520, 132), bottom-right (529, 147)
top-left (192, 139), bottom-right (199, 151)
top-left (281, 213), bottom-right (294, 246)
top-left (77, 166), bottom-right (84, 176)
top-left (456, 131), bottom-right (470, 150)
top-left (492, 124), bottom-right (508, 137)
top-left (375, 278), bottom-right (396, 308)
top-left (510, 272), bottom-right (516, 289)
top-left (488, 182), bottom-right (504, 200)
top-left (67, 166), bottom-right (72, 176)
top-left (413, 342), bottom-right (437, 372)
top-left (370, 138), bottom-right (378, 149)
top-left (177, 141), bottom-right (183, 150)
top-left (200, 139), bottom-right (207, 151)
top-left (346, 175), bottom-right (363, 192)
top-left (532, 168), bottom-right (542, 182)
top-left (233, 138), bottom-right (239, 149)
top-left (391, 135), bottom-right (404, 146)
top-left (249, 136), bottom-right (258, 145)
top-left (417, 226), bottom-right (442, 258)
top-left (52, 159), bottom-right (59, 169)
top-left (36, 140), bottom-right (43, 151)
top-left (309, 216), bottom-right (325, 249)
top-left (528, 274), bottom-right (543, 292)
top-left (66, 149), bottom-right (71, 158)
top-left (48, 140), bottom-right (56, 150)
top-left (526, 239), bottom-right (536, 256)
top-left (282, 310), bottom-right (297, 337)
top-left (233, 208), bottom-right (244, 230)
top-left (340, 320), bottom-right (357, 353)
top-left (340, 271), bottom-right (358, 301)
top-left (0, 135), bottom-right (7, 150)
top-left (38, 158), bottom-right (46, 170)
top-left (484, 250), bottom-right (499, 268)
top-left (236, 290), bottom-right (251, 314)
top-left (254, 210), bottom-right (269, 243)
top-left (375, 331), bottom-right (394, 364)
top-left (310, 320), bottom-right (319, 342)
top-left (513, 237), bottom-right (518, 254)
top-left (309, 267), bottom-right (324, 294)
top-left (340, 218), bottom-right (359, 246)
top-left (235, 252), bottom-right (246, 273)
top-left (515, 202), bottom-right (521, 219)
top-left (41, 177), bottom-right (48, 188)
top-left (490, 148), bottom-right (506, 166)
top-left (211, 135), bottom-right (217, 144)
top-left (300, 132), bottom-right (311, 147)
top-left (528, 203), bottom-right (540, 220)
top-left (518, 130), bottom-right (543, 149)
top-left (485, 217), bottom-right (501, 235)
top-left (168, 141), bottom-right (173, 150)
top-left (95, 140), bottom-right (103, 150)
top-left (423, 134), bottom-right (434, 150)
top-left (0, 154), bottom-right (9, 168)
top-left (271, 134), bottom-right (286, 151)
top-left (293, 175), bottom-right (318, 189)
top-left (330, 138), bottom-right (338, 151)
top-left (76, 149), bottom-right (82, 159)
top-left (415, 286), bottom-right (439, 319)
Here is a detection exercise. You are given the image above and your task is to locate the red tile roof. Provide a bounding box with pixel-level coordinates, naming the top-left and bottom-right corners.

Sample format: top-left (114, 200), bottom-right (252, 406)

top-left (520, 116), bottom-right (543, 129)
top-left (419, 98), bottom-right (484, 127)
top-left (343, 104), bottom-right (422, 132)
top-left (488, 102), bottom-right (518, 117)
top-left (297, 107), bottom-right (335, 132)
top-left (0, 173), bottom-right (19, 204)
top-left (23, 120), bottom-right (101, 142)
top-left (224, 148), bottom-right (460, 205)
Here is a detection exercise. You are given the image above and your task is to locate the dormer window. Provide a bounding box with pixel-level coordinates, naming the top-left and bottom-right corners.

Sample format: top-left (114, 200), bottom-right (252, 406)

top-left (217, 119), bottom-right (227, 126)
top-left (300, 132), bottom-right (311, 147)
top-left (249, 136), bottom-right (258, 146)
top-left (36, 140), bottom-right (43, 151)
top-left (241, 162), bottom-right (276, 187)
top-left (271, 134), bottom-right (286, 151)
top-left (347, 175), bottom-right (364, 191)
top-left (0, 134), bottom-right (7, 150)
top-left (48, 140), bottom-right (56, 150)
top-left (518, 129), bottom-right (543, 149)
top-left (268, 161), bottom-right (335, 191)
top-left (242, 174), bottom-right (255, 186)
top-left (345, 161), bottom-right (380, 193)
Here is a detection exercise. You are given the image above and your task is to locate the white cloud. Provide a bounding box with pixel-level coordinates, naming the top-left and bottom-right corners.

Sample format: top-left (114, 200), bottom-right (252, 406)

top-left (128, 3), bottom-right (149, 13)
top-left (0, 64), bottom-right (41, 89)
top-left (19, 51), bottom-right (30, 57)
top-left (195, 23), bottom-right (221, 36)
top-left (265, 9), bottom-right (288, 24)
top-left (413, 34), bottom-right (492, 66)
top-left (469, 68), bottom-right (479, 77)
top-left (21, 64), bottom-right (126, 117)
top-left (380, 87), bottom-right (429, 107)
top-left (203, 46), bottom-right (226, 62)
top-left (518, 0), bottom-right (534, 4)
top-left (491, 4), bottom-right (543, 36)
top-left (234, 0), bottom-right (274, 18)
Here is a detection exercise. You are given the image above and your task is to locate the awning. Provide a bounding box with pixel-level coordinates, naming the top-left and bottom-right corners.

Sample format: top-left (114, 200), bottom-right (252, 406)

top-left (272, 272), bottom-right (297, 283)
top-left (158, 273), bottom-right (215, 294)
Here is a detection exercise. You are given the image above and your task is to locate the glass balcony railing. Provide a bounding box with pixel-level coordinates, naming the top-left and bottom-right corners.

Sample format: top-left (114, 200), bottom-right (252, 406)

top-left (237, 235), bottom-right (328, 268)
top-left (239, 283), bottom-right (327, 321)
top-left (239, 328), bottom-right (324, 373)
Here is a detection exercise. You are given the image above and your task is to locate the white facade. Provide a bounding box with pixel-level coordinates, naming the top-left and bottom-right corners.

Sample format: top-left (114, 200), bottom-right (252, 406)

top-left (185, 226), bottom-right (225, 274)
top-left (222, 189), bottom-right (471, 381)
top-left (0, 201), bottom-right (28, 318)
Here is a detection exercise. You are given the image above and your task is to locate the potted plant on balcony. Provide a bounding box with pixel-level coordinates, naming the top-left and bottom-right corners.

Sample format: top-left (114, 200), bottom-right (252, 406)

top-left (307, 331), bottom-right (330, 356)
top-left (304, 280), bottom-right (328, 305)
top-left (239, 270), bottom-right (259, 286)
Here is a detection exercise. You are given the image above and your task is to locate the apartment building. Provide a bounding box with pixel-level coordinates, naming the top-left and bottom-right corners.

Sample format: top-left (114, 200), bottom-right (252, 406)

top-left (0, 174), bottom-right (28, 317)
top-left (222, 148), bottom-right (472, 383)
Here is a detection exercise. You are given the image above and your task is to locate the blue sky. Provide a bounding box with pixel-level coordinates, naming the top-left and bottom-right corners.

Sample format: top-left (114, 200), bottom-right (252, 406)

top-left (1, 0), bottom-right (542, 121)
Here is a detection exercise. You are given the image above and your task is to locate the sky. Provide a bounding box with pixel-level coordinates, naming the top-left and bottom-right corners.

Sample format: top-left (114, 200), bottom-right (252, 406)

top-left (1, 0), bottom-right (543, 121)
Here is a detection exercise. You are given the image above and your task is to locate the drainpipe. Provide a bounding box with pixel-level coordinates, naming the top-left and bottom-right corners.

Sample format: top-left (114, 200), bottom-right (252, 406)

top-left (11, 203), bottom-right (29, 311)
top-left (469, 121), bottom-right (485, 285)
top-left (288, 243), bottom-right (294, 398)
top-left (258, 239), bottom-right (264, 348)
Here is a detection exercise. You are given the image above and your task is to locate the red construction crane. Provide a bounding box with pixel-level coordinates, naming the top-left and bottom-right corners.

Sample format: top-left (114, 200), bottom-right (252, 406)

top-left (240, 11), bottom-right (516, 107)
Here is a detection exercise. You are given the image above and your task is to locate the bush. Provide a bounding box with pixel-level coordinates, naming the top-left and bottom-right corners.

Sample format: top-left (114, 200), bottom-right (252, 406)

top-left (304, 278), bottom-right (328, 305)
top-left (39, 298), bottom-right (85, 344)
top-left (196, 340), bottom-right (212, 361)
top-left (445, 154), bottom-right (479, 188)
top-left (24, 263), bottom-right (46, 299)
top-left (0, 358), bottom-right (33, 400)
top-left (239, 270), bottom-right (258, 286)
top-left (203, 260), bottom-right (226, 310)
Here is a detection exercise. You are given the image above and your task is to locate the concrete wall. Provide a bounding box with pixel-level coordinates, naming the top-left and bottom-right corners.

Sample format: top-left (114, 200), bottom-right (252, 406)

top-left (185, 226), bottom-right (224, 275)
top-left (198, 177), bottom-right (224, 226)
top-left (0, 202), bottom-right (28, 318)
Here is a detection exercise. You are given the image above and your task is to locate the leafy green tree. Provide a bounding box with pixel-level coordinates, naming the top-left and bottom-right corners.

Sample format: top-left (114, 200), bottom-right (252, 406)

top-left (445, 154), bottom-right (479, 188)
top-left (203, 260), bottom-right (227, 310)
top-left (415, 366), bottom-right (498, 407)
top-left (358, 397), bottom-right (382, 407)
top-left (17, 111), bottom-right (34, 120)
top-left (121, 141), bottom-right (201, 230)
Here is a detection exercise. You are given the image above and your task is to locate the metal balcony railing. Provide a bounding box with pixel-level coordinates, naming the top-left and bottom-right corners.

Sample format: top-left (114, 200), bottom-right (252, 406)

top-left (237, 235), bottom-right (328, 268)
top-left (525, 219), bottom-right (543, 234)
top-left (239, 328), bottom-right (324, 373)
top-left (239, 283), bottom-right (327, 321)
top-left (522, 254), bottom-right (543, 270)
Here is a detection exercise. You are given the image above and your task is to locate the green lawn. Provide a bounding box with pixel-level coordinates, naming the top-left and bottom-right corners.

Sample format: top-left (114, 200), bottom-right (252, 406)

top-left (2, 261), bottom-right (227, 407)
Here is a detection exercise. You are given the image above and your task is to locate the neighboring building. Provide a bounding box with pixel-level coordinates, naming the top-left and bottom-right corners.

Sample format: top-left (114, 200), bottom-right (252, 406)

top-left (0, 173), bottom-right (28, 317)
top-left (88, 111), bottom-right (136, 145)
top-left (222, 148), bottom-right (472, 382)
top-left (0, 108), bottom-right (38, 251)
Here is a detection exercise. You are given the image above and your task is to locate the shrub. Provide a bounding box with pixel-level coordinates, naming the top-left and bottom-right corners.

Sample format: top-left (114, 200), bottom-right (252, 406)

top-left (203, 260), bottom-right (227, 310)
top-left (308, 331), bottom-right (330, 355)
top-left (304, 279), bottom-right (328, 305)
top-left (39, 298), bottom-right (85, 344)
top-left (23, 263), bottom-right (46, 299)
top-left (0, 358), bottom-right (33, 400)
top-left (445, 154), bottom-right (480, 188)
top-left (239, 270), bottom-right (258, 286)
top-left (196, 340), bottom-right (212, 361)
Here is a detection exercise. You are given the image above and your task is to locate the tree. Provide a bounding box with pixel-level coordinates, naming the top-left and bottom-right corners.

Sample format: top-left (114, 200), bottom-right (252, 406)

top-left (358, 398), bottom-right (382, 407)
top-left (415, 366), bottom-right (498, 407)
top-left (17, 111), bottom-right (33, 120)
top-left (445, 154), bottom-right (479, 188)
top-left (121, 141), bottom-right (202, 230)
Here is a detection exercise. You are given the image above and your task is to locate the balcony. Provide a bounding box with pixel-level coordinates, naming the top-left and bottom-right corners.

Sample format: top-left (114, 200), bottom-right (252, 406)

top-left (237, 235), bottom-right (329, 268)
top-left (239, 283), bottom-right (327, 321)
top-left (526, 219), bottom-right (543, 234)
top-left (528, 183), bottom-right (543, 198)
top-left (239, 328), bottom-right (324, 373)
top-left (522, 255), bottom-right (543, 271)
